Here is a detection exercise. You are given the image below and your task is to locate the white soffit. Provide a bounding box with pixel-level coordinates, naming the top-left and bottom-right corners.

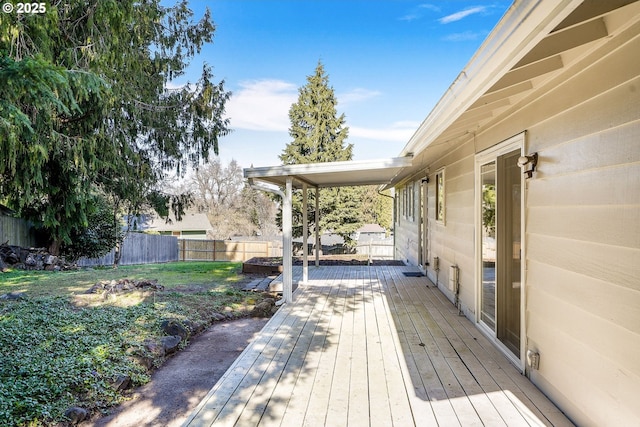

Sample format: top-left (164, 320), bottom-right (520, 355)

top-left (244, 157), bottom-right (413, 189)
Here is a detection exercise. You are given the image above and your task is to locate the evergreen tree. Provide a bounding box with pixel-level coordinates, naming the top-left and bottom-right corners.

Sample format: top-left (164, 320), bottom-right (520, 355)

top-left (0, 1), bottom-right (230, 254)
top-left (280, 62), bottom-right (362, 246)
top-left (281, 62), bottom-right (351, 164)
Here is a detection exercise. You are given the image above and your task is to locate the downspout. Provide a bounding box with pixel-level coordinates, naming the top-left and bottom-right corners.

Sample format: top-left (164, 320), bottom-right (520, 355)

top-left (248, 178), bottom-right (288, 306)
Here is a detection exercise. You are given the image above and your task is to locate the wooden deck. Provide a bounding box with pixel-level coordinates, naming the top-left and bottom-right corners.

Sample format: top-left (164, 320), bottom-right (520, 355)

top-left (184, 266), bottom-right (573, 427)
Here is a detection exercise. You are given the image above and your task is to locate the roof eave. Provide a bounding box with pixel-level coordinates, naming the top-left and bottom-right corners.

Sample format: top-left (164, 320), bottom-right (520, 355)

top-left (399, 0), bottom-right (583, 159)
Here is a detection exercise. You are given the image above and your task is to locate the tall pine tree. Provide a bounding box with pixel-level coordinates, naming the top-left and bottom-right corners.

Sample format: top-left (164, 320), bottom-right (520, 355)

top-left (280, 62), bottom-right (363, 246)
top-left (281, 62), bottom-right (351, 164)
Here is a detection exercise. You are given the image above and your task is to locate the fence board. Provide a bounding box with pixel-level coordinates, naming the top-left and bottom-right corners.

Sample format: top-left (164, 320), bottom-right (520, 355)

top-left (78, 233), bottom-right (178, 267)
top-left (179, 239), bottom-right (277, 262)
top-left (0, 215), bottom-right (36, 247)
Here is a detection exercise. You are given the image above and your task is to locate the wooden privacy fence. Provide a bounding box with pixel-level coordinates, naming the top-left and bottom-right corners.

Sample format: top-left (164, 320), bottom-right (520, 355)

top-left (0, 215), bottom-right (36, 248)
top-left (179, 239), bottom-right (279, 262)
top-left (78, 233), bottom-right (178, 267)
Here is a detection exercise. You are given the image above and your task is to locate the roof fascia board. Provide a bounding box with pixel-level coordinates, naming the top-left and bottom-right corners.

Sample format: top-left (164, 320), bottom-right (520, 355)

top-left (244, 157), bottom-right (412, 180)
top-left (400, 0), bottom-right (583, 159)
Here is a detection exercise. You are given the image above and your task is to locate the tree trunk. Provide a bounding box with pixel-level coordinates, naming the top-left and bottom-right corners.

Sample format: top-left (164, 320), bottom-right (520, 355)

top-left (49, 239), bottom-right (62, 256)
top-left (113, 241), bottom-right (121, 269)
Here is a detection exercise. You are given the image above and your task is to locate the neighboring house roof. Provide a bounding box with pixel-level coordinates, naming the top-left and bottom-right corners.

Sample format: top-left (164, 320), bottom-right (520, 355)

top-left (356, 224), bottom-right (385, 234)
top-left (125, 213), bottom-right (213, 233)
top-left (147, 213), bottom-right (213, 233)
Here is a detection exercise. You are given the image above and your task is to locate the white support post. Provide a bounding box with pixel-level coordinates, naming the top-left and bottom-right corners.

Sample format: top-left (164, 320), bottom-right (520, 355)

top-left (315, 186), bottom-right (320, 267)
top-left (283, 177), bottom-right (293, 304)
top-left (302, 183), bottom-right (308, 284)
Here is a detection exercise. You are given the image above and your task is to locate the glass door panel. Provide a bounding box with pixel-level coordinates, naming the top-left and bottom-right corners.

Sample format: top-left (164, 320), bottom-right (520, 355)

top-left (497, 151), bottom-right (521, 356)
top-left (480, 161), bottom-right (496, 331)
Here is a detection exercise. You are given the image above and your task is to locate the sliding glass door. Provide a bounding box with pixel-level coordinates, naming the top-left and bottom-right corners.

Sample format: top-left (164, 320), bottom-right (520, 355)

top-left (477, 136), bottom-right (523, 363)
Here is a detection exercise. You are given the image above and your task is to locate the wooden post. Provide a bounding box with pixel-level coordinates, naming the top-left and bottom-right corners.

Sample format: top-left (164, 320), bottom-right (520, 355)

top-left (302, 183), bottom-right (308, 284)
top-left (315, 186), bottom-right (320, 267)
top-left (283, 177), bottom-right (293, 303)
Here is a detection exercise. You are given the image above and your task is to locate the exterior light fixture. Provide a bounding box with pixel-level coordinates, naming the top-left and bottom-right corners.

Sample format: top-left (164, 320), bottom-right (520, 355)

top-left (517, 152), bottom-right (538, 178)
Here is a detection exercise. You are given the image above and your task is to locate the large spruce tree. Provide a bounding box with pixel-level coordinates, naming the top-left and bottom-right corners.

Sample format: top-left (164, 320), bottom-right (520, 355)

top-left (281, 62), bottom-right (351, 164)
top-left (280, 62), bottom-right (364, 246)
top-left (0, 1), bottom-right (230, 254)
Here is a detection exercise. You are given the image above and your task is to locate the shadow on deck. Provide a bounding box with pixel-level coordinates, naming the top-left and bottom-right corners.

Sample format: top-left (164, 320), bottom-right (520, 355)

top-left (183, 266), bottom-right (572, 427)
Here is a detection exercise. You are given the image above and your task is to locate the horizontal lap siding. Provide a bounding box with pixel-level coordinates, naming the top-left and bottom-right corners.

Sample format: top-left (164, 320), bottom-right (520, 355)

top-left (395, 144), bottom-right (475, 313)
top-left (394, 195), bottom-right (419, 265)
top-left (391, 11), bottom-right (640, 427)
top-left (519, 35), bottom-right (640, 426)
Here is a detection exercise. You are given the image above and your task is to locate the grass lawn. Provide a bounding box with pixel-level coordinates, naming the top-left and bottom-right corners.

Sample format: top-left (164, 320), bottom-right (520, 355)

top-left (0, 261), bottom-right (272, 426)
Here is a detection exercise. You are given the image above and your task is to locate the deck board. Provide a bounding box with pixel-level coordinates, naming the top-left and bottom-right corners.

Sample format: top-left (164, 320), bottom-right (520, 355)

top-left (184, 266), bottom-right (573, 427)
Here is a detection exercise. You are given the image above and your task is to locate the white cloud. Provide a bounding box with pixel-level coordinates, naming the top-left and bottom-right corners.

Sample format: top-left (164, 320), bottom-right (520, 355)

top-left (439, 6), bottom-right (486, 24)
top-left (399, 3), bottom-right (440, 22)
top-left (442, 31), bottom-right (484, 42)
top-left (350, 121), bottom-right (420, 142)
top-left (338, 88), bottom-right (381, 105)
top-left (225, 79), bottom-right (298, 132)
top-left (419, 4), bottom-right (441, 12)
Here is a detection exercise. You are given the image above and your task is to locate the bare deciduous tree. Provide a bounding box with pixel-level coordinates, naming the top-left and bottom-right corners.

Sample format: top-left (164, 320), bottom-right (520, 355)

top-left (188, 159), bottom-right (278, 239)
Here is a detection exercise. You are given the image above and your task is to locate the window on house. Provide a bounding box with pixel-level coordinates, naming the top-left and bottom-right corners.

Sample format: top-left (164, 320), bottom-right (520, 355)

top-left (435, 168), bottom-right (445, 223)
top-left (408, 182), bottom-right (414, 222)
top-left (402, 187), bottom-right (407, 218)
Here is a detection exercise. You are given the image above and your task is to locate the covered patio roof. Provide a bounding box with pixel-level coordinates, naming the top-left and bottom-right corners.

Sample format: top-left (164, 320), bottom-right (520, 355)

top-left (244, 156), bottom-right (412, 189)
top-left (244, 156), bottom-right (412, 305)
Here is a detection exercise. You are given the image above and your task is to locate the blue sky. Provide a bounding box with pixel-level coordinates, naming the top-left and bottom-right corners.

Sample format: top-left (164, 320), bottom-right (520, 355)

top-left (169, 1), bottom-right (513, 168)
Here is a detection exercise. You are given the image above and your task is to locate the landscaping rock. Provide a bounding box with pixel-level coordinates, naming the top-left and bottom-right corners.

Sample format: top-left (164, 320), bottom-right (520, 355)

top-left (251, 298), bottom-right (276, 317)
top-left (211, 312), bottom-right (226, 321)
top-left (64, 406), bottom-right (88, 424)
top-left (131, 354), bottom-right (154, 370)
top-left (0, 292), bottom-right (27, 300)
top-left (160, 319), bottom-right (190, 340)
top-left (111, 374), bottom-right (131, 391)
top-left (0, 244), bottom-right (76, 271)
top-left (161, 335), bottom-right (182, 355)
top-left (144, 339), bottom-right (165, 358)
top-left (85, 278), bottom-right (164, 295)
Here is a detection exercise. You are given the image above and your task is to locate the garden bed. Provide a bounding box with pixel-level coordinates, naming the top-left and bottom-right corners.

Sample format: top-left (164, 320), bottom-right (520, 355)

top-left (0, 261), bottom-right (277, 426)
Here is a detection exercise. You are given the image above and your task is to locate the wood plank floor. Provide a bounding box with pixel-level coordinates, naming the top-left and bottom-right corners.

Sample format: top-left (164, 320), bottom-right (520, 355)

top-left (183, 266), bottom-right (573, 427)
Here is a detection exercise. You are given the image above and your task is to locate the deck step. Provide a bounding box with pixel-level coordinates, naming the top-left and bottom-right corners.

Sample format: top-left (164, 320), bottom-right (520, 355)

top-left (242, 276), bottom-right (276, 292)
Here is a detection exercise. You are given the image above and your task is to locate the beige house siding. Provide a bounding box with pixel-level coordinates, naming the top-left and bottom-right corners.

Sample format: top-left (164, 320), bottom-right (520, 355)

top-left (394, 182), bottom-right (420, 265)
top-left (397, 20), bottom-right (640, 426)
top-left (519, 36), bottom-right (640, 426)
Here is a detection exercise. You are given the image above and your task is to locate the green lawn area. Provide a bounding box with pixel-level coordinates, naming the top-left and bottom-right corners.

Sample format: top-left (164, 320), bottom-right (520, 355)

top-left (0, 262), bottom-right (271, 426)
